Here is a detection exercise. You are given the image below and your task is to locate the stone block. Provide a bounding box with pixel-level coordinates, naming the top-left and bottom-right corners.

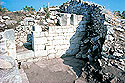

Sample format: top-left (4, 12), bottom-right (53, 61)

top-left (33, 31), bottom-right (41, 38)
top-left (56, 50), bottom-right (65, 58)
top-left (47, 54), bottom-right (55, 59)
top-left (48, 49), bottom-right (56, 54)
top-left (32, 24), bottom-right (42, 32)
top-left (46, 45), bottom-right (54, 50)
top-left (3, 29), bottom-right (16, 59)
top-left (16, 50), bottom-right (34, 60)
top-left (34, 37), bottom-right (47, 44)
top-left (36, 45), bottom-right (46, 50)
top-left (0, 58), bottom-right (12, 69)
top-left (34, 50), bottom-right (48, 57)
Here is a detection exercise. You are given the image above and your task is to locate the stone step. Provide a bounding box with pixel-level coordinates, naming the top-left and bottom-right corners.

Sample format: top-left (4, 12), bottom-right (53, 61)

top-left (16, 50), bottom-right (34, 60)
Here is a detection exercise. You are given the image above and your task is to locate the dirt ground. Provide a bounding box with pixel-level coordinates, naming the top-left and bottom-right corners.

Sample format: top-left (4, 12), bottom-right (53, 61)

top-left (21, 56), bottom-right (85, 83)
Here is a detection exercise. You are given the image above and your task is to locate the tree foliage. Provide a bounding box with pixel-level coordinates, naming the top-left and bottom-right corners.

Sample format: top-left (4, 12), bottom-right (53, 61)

top-left (113, 11), bottom-right (121, 16)
top-left (122, 11), bottom-right (125, 19)
top-left (113, 11), bottom-right (125, 19)
top-left (43, 5), bottom-right (50, 19)
top-left (0, 7), bottom-right (10, 13)
top-left (23, 6), bottom-right (35, 12)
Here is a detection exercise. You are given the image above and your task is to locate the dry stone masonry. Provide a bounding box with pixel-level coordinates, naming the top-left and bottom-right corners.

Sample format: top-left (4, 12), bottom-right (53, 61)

top-left (0, 0), bottom-right (124, 82)
top-left (63, 0), bottom-right (106, 62)
top-left (60, 0), bottom-right (125, 82)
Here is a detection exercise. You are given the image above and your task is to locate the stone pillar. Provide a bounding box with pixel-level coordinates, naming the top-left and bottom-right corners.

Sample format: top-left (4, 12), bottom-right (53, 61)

top-left (67, 14), bottom-right (71, 25)
top-left (32, 25), bottom-right (48, 57)
top-left (0, 32), bottom-right (7, 56)
top-left (73, 14), bottom-right (78, 26)
top-left (3, 29), bottom-right (16, 59)
top-left (32, 24), bottom-right (42, 32)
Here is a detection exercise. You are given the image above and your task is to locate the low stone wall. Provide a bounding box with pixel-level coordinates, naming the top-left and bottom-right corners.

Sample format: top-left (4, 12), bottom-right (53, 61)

top-left (32, 25), bottom-right (77, 59)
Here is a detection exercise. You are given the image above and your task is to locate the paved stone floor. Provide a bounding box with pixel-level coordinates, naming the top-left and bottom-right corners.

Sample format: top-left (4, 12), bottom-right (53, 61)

top-left (21, 56), bottom-right (85, 83)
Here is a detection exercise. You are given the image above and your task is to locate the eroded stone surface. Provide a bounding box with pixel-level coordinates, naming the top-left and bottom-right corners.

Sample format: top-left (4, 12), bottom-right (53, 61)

top-left (0, 55), bottom-right (22, 83)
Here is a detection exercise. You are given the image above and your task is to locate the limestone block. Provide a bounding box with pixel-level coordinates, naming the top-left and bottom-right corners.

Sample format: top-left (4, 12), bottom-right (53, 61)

top-left (0, 39), bottom-right (7, 52)
top-left (17, 50), bottom-right (34, 60)
top-left (33, 32), bottom-right (41, 38)
top-left (0, 58), bottom-right (12, 69)
top-left (60, 14), bottom-right (67, 26)
top-left (73, 14), bottom-right (78, 25)
top-left (48, 36), bottom-right (54, 41)
top-left (33, 24), bottom-right (42, 32)
top-left (48, 32), bottom-right (56, 37)
top-left (35, 50), bottom-right (48, 57)
top-left (36, 45), bottom-right (46, 50)
top-left (46, 45), bottom-right (54, 50)
top-left (56, 50), bottom-right (65, 58)
top-left (55, 40), bottom-right (64, 45)
top-left (63, 28), bottom-right (69, 33)
top-left (48, 49), bottom-right (56, 54)
top-left (0, 55), bottom-right (22, 83)
top-left (67, 14), bottom-right (71, 25)
top-left (55, 36), bottom-right (64, 40)
top-left (55, 45), bottom-right (62, 50)
top-left (3, 29), bottom-right (15, 40)
top-left (40, 32), bottom-right (46, 37)
top-left (3, 29), bottom-right (16, 59)
top-left (48, 54), bottom-right (55, 59)
top-left (7, 48), bottom-right (16, 58)
top-left (56, 28), bottom-right (64, 33)
top-left (34, 37), bottom-right (47, 44)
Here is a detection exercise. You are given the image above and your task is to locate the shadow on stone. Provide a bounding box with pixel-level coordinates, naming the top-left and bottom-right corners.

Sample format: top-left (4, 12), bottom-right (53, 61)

top-left (61, 54), bottom-right (88, 77)
top-left (24, 34), bottom-right (33, 50)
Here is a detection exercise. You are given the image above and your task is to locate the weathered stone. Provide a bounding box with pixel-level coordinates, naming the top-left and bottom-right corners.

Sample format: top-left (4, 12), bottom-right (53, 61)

top-left (83, 38), bottom-right (89, 44)
top-left (3, 16), bottom-right (10, 20)
top-left (0, 55), bottom-right (22, 83)
top-left (0, 58), bottom-right (13, 69)
top-left (90, 36), bottom-right (100, 44)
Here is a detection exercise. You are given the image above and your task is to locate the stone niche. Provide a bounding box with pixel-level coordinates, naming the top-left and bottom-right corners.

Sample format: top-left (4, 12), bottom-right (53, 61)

top-left (58, 13), bottom-right (78, 26)
top-left (70, 14), bottom-right (78, 26)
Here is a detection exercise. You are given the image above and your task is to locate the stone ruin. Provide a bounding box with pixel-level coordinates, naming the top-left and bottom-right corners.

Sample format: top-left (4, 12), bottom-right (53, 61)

top-left (60, 0), bottom-right (125, 82)
top-left (0, 30), bottom-right (22, 83)
top-left (0, 0), bottom-right (125, 82)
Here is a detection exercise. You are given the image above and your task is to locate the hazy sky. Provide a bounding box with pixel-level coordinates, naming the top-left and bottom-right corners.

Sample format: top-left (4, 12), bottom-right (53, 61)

top-left (1, 0), bottom-right (125, 12)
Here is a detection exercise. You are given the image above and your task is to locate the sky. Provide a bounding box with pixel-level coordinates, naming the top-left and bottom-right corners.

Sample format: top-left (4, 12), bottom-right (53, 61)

top-left (1, 0), bottom-right (125, 12)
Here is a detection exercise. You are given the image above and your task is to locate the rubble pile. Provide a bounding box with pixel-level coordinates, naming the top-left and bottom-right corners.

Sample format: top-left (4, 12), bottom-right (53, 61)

top-left (0, 11), bottom-right (27, 32)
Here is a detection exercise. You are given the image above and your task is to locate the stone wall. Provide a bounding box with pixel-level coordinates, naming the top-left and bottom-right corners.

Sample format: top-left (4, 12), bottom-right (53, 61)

top-left (32, 25), bottom-right (77, 59)
top-left (60, 0), bottom-right (125, 82)
top-left (15, 25), bottom-right (32, 48)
